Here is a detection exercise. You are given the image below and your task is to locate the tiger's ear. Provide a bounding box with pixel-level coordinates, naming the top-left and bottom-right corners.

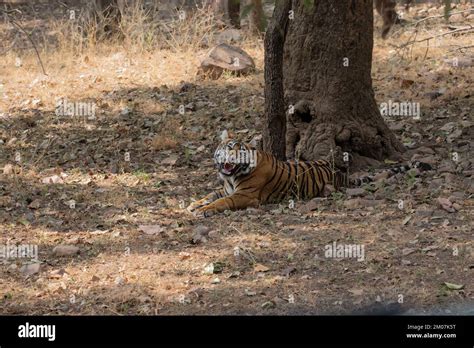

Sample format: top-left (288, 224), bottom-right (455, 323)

top-left (248, 134), bottom-right (262, 149)
top-left (220, 129), bottom-right (229, 141)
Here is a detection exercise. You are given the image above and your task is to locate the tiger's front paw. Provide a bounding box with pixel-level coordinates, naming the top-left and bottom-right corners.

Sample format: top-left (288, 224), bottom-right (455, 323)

top-left (187, 202), bottom-right (198, 213)
top-left (186, 199), bottom-right (210, 213)
top-left (187, 200), bottom-right (207, 213)
top-left (193, 206), bottom-right (216, 218)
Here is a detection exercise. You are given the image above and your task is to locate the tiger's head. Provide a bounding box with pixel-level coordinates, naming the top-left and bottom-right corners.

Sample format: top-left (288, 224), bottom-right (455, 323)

top-left (213, 130), bottom-right (259, 178)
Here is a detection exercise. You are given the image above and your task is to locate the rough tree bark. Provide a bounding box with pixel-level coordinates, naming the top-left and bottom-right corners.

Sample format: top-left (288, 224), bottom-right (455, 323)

top-left (280, 0), bottom-right (404, 168)
top-left (263, 0), bottom-right (292, 161)
top-left (228, 0), bottom-right (241, 28)
top-left (249, 0), bottom-right (265, 33)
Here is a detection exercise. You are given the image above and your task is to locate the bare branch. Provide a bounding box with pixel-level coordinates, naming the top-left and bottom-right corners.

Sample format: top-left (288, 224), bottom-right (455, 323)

top-left (0, 8), bottom-right (47, 75)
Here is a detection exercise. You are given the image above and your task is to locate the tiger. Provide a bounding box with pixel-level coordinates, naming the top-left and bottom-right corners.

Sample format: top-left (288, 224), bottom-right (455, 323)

top-left (187, 130), bottom-right (431, 217)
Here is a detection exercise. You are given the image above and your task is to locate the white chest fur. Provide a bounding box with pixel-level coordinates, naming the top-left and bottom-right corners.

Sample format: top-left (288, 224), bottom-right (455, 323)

top-left (219, 173), bottom-right (236, 195)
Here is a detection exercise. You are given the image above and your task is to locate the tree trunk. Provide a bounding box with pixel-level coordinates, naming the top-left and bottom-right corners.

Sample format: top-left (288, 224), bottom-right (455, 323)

top-left (228, 0), bottom-right (241, 28)
top-left (206, 0), bottom-right (240, 28)
top-left (263, 0), bottom-right (292, 160)
top-left (283, 0), bottom-right (404, 168)
top-left (249, 0), bottom-right (265, 33)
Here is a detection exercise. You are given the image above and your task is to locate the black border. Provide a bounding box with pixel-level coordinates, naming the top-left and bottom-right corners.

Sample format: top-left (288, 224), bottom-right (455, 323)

top-left (0, 315), bottom-right (472, 346)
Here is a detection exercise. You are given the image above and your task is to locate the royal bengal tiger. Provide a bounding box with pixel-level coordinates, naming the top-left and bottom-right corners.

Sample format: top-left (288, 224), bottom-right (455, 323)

top-left (187, 130), bottom-right (431, 217)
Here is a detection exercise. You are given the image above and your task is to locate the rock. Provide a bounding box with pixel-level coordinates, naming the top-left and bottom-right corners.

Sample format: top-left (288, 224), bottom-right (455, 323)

top-left (437, 197), bottom-right (455, 213)
top-left (298, 198), bottom-right (324, 213)
top-left (194, 225), bottom-right (210, 235)
top-left (41, 175), bottom-right (65, 184)
top-left (161, 155), bottom-right (178, 166)
top-left (415, 204), bottom-right (434, 217)
top-left (20, 263), bottom-right (41, 276)
top-left (198, 43), bottom-right (255, 79)
top-left (28, 199), bottom-right (41, 209)
top-left (322, 184), bottom-right (335, 196)
top-left (53, 245), bottom-right (80, 256)
top-left (208, 230), bottom-right (218, 239)
top-left (192, 225), bottom-right (210, 244)
top-left (344, 199), bottom-right (362, 209)
top-left (140, 224), bottom-right (167, 237)
top-left (416, 146), bottom-right (435, 155)
top-left (388, 123), bottom-right (405, 132)
top-left (447, 129), bottom-right (463, 143)
top-left (343, 198), bottom-right (383, 209)
top-left (346, 188), bottom-right (366, 197)
top-left (411, 154), bottom-right (438, 165)
top-left (452, 203), bottom-right (462, 211)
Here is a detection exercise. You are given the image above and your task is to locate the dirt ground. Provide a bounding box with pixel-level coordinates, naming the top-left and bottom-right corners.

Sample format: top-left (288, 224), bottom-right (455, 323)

top-left (0, 1), bottom-right (473, 315)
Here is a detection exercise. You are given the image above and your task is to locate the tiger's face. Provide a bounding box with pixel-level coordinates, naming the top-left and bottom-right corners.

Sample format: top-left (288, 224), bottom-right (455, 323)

top-left (213, 131), bottom-right (257, 178)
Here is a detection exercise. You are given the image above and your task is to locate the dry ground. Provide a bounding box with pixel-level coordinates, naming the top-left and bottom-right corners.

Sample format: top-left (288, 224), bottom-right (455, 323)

top-left (0, 1), bottom-right (473, 315)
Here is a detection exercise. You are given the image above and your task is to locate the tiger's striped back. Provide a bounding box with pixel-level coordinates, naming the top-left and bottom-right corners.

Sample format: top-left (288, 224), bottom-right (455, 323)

top-left (234, 150), bottom-right (345, 204)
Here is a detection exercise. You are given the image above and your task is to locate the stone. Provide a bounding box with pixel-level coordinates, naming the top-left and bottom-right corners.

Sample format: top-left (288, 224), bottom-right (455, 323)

top-left (298, 198), bottom-right (324, 214)
top-left (53, 245), bottom-right (80, 257)
top-left (437, 197), bottom-right (455, 213)
top-left (198, 43), bottom-right (255, 79)
top-left (20, 263), bottom-right (41, 276)
top-left (344, 198), bottom-right (383, 209)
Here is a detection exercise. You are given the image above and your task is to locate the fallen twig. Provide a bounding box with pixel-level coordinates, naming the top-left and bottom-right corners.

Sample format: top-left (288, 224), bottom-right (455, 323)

top-left (410, 8), bottom-right (473, 27)
top-left (397, 26), bottom-right (474, 49)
